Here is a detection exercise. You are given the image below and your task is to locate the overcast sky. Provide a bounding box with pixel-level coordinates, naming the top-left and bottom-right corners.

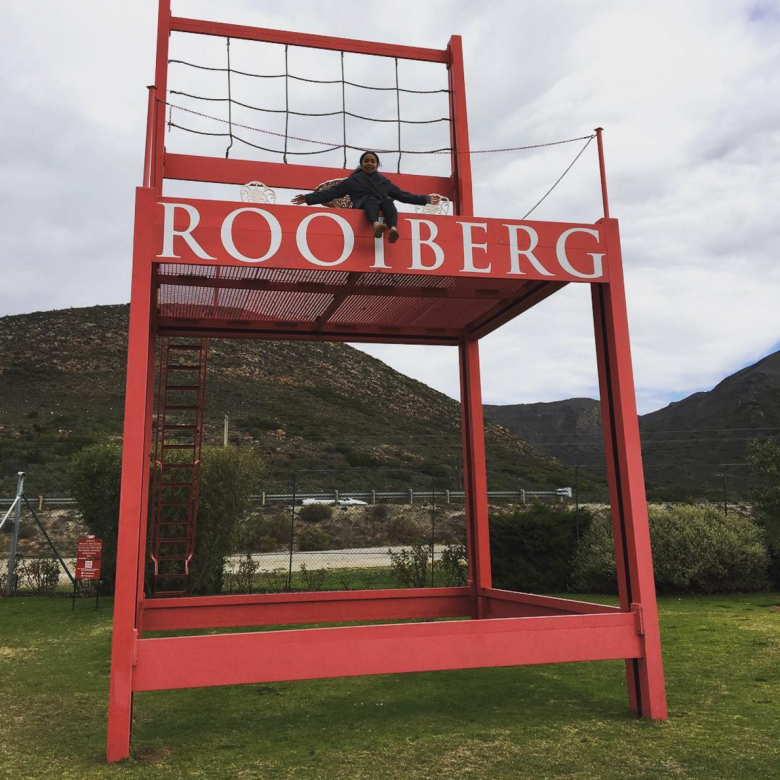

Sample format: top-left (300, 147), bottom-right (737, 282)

top-left (1, 1), bottom-right (779, 414)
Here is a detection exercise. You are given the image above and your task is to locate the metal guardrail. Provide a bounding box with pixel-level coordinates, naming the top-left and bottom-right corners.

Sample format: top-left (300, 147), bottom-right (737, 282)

top-left (0, 489), bottom-right (572, 509)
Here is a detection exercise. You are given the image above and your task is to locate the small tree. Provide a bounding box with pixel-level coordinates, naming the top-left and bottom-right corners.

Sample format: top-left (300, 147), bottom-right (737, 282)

top-left (187, 446), bottom-right (261, 595)
top-left (69, 443), bottom-right (122, 593)
top-left (748, 438), bottom-right (780, 587)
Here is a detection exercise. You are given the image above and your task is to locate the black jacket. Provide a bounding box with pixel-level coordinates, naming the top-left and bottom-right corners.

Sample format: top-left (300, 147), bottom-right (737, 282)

top-left (304, 170), bottom-right (430, 209)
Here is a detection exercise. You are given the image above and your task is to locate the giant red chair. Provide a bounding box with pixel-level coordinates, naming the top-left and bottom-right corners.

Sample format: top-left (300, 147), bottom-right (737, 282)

top-left (107, 1), bottom-right (667, 761)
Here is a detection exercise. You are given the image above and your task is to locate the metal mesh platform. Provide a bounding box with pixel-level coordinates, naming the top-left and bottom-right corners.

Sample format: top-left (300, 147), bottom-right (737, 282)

top-left (155, 262), bottom-right (544, 342)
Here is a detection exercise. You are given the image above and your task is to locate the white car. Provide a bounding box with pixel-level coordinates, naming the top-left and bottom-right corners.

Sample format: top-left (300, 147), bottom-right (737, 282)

top-left (301, 497), bottom-right (368, 507)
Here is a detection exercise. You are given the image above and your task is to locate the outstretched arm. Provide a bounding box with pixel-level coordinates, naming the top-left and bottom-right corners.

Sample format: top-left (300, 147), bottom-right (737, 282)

top-left (387, 184), bottom-right (441, 206)
top-left (291, 180), bottom-right (350, 206)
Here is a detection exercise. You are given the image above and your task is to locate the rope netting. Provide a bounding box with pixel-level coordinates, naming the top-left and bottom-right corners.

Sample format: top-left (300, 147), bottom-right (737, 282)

top-left (164, 35), bottom-right (597, 216)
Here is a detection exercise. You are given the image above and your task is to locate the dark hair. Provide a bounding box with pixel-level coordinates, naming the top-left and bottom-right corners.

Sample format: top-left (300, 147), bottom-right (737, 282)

top-left (357, 150), bottom-right (381, 169)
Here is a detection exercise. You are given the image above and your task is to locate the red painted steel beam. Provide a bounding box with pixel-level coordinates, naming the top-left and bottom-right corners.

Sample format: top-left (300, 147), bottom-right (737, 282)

top-left (152, 0), bottom-right (171, 192)
top-left (164, 154), bottom-right (454, 197)
top-left (467, 280), bottom-right (567, 338)
top-left (156, 317), bottom-right (463, 344)
top-left (142, 587), bottom-right (471, 632)
top-left (315, 271), bottom-right (361, 328)
top-left (479, 588), bottom-right (623, 616)
top-left (447, 36), bottom-right (474, 217)
top-left (592, 218), bottom-right (667, 720)
top-left (133, 612), bottom-right (642, 692)
top-left (459, 338), bottom-right (492, 618)
top-left (157, 273), bottom-right (525, 300)
top-left (107, 193), bottom-right (158, 762)
top-left (170, 17), bottom-right (449, 62)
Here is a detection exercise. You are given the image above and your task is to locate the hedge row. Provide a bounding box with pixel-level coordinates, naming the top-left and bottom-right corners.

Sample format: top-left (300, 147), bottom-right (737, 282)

top-left (491, 503), bottom-right (770, 595)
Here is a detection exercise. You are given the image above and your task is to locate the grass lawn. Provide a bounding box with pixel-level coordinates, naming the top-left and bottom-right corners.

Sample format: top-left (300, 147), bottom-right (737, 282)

top-left (1, 593), bottom-right (779, 779)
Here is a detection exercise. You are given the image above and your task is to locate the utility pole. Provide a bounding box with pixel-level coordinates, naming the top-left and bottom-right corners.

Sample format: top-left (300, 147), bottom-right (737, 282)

top-left (223, 414), bottom-right (229, 447)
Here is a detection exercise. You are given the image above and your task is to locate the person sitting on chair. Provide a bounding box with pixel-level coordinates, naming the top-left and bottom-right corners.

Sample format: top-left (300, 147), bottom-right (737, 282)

top-left (291, 151), bottom-right (441, 244)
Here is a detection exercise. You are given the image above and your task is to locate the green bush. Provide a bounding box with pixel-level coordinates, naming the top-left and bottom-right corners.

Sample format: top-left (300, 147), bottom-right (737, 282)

top-left (68, 443), bottom-right (122, 592)
top-left (237, 512), bottom-right (289, 552)
top-left (436, 543), bottom-right (468, 586)
top-left (297, 525), bottom-right (331, 552)
top-left (389, 544), bottom-right (430, 588)
top-left (386, 513), bottom-right (424, 544)
top-left (489, 504), bottom-right (591, 593)
top-left (187, 446), bottom-right (261, 595)
top-left (572, 505), bottom-right (770, 594)
top-left (299, 503), bottom-right (333, 523)
top-left (20, 557), bottom-right (61, 596)
top-left (748, 438), bottom-right (780, 587)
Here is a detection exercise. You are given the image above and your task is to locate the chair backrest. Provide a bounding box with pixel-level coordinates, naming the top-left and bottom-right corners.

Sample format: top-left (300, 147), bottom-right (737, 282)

top-left (240, 181), bottom-right (277, 204)
top-left (414, 194), bottom-right (450, 216)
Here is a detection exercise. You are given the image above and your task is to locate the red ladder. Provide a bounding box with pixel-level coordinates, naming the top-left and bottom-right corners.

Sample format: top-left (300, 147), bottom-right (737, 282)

top-left (149, 337), bottom-right (209, 596)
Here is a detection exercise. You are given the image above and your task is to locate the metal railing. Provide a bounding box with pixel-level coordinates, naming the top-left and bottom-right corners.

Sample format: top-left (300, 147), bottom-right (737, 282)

top-left (0, 489), bottom-right (572, 509)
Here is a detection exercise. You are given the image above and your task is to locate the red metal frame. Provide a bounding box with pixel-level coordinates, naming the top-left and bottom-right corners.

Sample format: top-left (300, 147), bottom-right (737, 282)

top-left (107, 2), bottom-right (667, 762)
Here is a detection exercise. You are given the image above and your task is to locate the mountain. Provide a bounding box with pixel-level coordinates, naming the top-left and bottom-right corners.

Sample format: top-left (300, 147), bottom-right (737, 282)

top-left (0, 305), bottom-right (592, 497)
top-left (484, 351), bottom-right (780, 500)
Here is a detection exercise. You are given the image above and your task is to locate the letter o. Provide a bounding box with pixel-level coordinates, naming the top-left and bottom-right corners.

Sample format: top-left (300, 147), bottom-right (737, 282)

top-left (296, 212), bottom-right (355, 266)
top-left (221, 207), bottom-right (282, 263)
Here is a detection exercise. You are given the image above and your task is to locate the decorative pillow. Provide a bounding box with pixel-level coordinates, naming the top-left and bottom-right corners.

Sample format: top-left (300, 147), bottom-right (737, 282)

top-left (315, 178), bottom-right (352, 209)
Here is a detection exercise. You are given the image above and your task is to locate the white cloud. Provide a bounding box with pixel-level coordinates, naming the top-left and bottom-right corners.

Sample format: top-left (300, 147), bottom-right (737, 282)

top-left (1, 0), bottom-right (779, 414)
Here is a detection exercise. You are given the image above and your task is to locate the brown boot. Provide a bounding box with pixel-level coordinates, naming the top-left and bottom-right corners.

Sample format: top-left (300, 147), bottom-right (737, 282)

top-left (373, 221), bottom-right (388, 239)
top-left (388, 226), bottom-right (400, 244)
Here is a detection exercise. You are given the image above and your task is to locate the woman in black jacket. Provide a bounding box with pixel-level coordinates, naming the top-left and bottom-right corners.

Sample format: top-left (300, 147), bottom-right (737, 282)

top-left (291, 151), bottom-right (441, 243)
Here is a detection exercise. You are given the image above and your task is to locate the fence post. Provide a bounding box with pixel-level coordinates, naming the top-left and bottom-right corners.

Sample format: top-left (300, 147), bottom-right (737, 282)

top-left (334, 489), bottom-right (339, 505)
top-left (520, 489), bottom-right (526, 506)
top-left (261, 491), bottom-right (266, 507)
top-left (37, 495), bottom-right (44, 511)
top-left (5, 472), bottom-right (25, 597)
top-left (408, 489), bottom-right (414, 505)
top-left (287, 473), bottom-right (296, 591)
top-left (445, 489), bottom-right (450, 504)
top-left (371, 489), bottom-right (376, 505)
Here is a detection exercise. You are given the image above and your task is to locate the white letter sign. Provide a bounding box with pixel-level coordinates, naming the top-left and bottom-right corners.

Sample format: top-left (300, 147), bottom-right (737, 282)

top-left (296, 212), bottom-right (355, 267)
top-left (158, 202), bottom-right (215, 260)
top-left (556, 228), bottom-right (605, 279)
top-left (221, 208), bottom-right (282, 264)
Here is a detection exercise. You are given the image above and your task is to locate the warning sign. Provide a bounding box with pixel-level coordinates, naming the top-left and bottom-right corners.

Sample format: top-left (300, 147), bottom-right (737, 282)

top-left (77, 536), bottom-right (103, 560)
top-left (76, 536), bottom-right (103, 581)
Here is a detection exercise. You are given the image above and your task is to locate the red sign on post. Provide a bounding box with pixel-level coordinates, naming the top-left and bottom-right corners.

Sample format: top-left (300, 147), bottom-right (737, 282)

top-left (76, 536), bottom-right (103, 581)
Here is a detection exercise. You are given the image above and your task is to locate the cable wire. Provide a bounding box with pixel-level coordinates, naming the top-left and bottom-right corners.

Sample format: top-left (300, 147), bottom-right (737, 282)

top-left (521, 134), bottom-right (595, 219)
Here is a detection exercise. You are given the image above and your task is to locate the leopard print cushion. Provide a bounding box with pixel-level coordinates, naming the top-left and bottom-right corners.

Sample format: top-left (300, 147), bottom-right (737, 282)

top-left (316, 178), bottom-right (352, 209)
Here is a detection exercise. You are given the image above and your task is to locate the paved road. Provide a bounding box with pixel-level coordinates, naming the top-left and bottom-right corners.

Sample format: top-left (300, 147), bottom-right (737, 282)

top-left (53, 545), bottom-right (448, 584)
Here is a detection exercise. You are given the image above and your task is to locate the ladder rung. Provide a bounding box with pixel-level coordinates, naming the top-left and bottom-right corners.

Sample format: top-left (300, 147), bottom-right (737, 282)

top-left (166, 385), bottom-right (200, 391)
top-left (155, 573), bottom-right (188, 579)
top-left (164, 424), bottom-right (197, 430)
top-left (162, 463), bottom-right (197, 469)
top-left (161, 482), bottom-right (192, 488)
top-left (167, 365), bottom-right (200, 371)
top-left (168, 344), bottom-right (201, 351)
top-left (160, 501), bottom-right (192, 507)
top-left (162, 444), bottom-right (196, 450)
top-left (164, 405), bottom-right (199, 411)
top-left (158, 537), bottom-right (189, 544)
top-left (157, 556), bottom-right (188, 562)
